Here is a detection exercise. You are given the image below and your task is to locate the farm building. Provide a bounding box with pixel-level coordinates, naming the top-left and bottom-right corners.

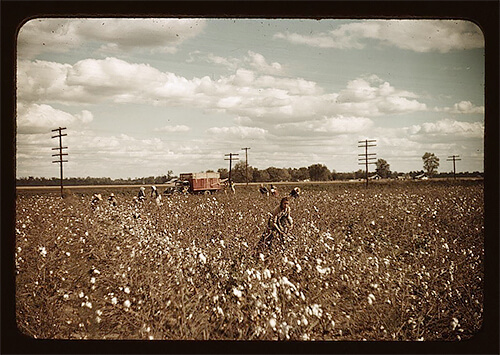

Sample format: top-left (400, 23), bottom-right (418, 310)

top-left (414, 173), bottom-right (429, 180)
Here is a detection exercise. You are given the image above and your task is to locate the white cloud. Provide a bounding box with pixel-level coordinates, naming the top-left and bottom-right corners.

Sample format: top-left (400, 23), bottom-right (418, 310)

top-left (231, 69), bottom-right (256, 86)
top-left (26, 130), bottom-right (211, 178)
top-left (17, 19), bottom-right (83, 59)
top-left (274, 30), bottom-right (364, 50)
top-left (187, 50), bottom-right (241, 70)
top-left (18, 57), bottom-right (429, 130)
top-left (337, 77), bottom-right (380, 102)
top-left (246, 51), bottom-right (282, 75)
top-left (275, 116), bottom-right (373, 135)
top-left (253, 76), bottom-right (320, 96)
top-left (16, 103), bottom-right (93, 134)
top-left (17, 60), bottom-right (76, 104)
top-left (154, 125), bottom-right (190, 133)
top-left (416, 118), bottom-right (484, 138)
top-left (17, 57), bottom-right (198, 105)
top-left (16, 128), bottom-right (225, 178)
top-left (206, 126), bottom-right (268, 140)
top-left (187, 50), bottom-right (284, 75)
top-left (67, 57), bottom-right (177, 97)
top-left (274, 20), bottom-right (484, 53)
top-left (17, 18), bottom-right (207, 59)
top-left (77, 110), bottom-right (93, 124)
top-left (336, 75), bottom-right (426, 116)
top-left (358, 124), bottom-right (484, 172)
top-left (435, 100), bottom-right (484, 114)
top-left (216, 96), bottom-right (243, 109)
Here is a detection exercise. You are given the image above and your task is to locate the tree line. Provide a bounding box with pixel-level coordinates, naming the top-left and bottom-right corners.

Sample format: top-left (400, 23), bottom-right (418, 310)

top-left (17, 157), bottom-right (483, 186)
top-left (16, 171), bottom-right (175, 186)
top-left (214, 158), bottom-right (482, 183)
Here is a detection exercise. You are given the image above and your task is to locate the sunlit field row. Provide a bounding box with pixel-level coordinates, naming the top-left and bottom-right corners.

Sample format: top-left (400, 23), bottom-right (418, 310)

top-left (15, 180), bottom-right (484, 340)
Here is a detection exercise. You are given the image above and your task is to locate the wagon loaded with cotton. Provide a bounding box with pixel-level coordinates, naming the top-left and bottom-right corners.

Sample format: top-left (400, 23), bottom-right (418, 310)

top-left (165, 172), bottom-right (223, 195)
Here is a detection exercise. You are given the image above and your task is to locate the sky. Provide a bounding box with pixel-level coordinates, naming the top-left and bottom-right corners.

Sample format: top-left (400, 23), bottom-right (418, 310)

top-left (16, 18), bottom-right (485, 179)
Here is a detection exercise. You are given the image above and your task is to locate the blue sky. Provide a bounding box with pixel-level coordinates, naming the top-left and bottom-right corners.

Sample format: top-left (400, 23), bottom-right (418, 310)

top-left (16, 18), bottom-right (484, 178)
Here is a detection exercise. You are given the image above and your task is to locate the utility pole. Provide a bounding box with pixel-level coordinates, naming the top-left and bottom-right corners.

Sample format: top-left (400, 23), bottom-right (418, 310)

top-left (224, 153), bottom-right (239, 184)
top-left (358, 139), bottom-right (377, 187)
top-left (51, 127), bottom-right (68, 198)
top-left (447, 155), bottom-right (461, 180)
top-left (241, 147), bottom-right (250, 186)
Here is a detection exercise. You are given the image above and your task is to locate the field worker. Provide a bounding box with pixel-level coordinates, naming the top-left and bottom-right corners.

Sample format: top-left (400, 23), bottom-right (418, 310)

top-left (151, 185), bottom-right (162, 206)
top-left (230, 181), bottom-right (236, 194)
top-left (270, 184), bottom-right (279, 197)
top-left (257, 197), bottom-right (293, 251)
top-left (290, 187), bottom-right (301, 199)
top-left (259, 184), bottom-right (269, 196)
top-left (138, 187), bottom-right (146, 202)
top-left (91, 193), bottom-right (103, 210)
top-left (108, 193), bottom-right (117, 206)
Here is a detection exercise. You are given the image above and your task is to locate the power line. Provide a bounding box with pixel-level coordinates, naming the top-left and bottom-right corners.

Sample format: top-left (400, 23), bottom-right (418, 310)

top-left (51, 127), bottom-right (68, 198)
top-left (447, 155), bottom-right (461, 180)
top-left (358, 139), bottom-right (377, 187)
top-left (224, 153), bottom-right (239, 183)
top-left (241, 147), bottom-right (250, 186)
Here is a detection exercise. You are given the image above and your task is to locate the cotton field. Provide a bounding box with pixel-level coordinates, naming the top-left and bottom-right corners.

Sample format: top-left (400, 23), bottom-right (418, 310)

top-left (15, 180), bottom-right (484, 340)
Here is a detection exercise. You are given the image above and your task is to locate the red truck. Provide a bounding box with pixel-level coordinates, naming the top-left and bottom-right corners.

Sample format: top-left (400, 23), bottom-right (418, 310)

top-left (178, 172), bottom-right (223, 194)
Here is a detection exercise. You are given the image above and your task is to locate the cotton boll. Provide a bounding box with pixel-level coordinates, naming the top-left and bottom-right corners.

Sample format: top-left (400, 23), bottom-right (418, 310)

top-left (269, 317), bottom-right (277, 329)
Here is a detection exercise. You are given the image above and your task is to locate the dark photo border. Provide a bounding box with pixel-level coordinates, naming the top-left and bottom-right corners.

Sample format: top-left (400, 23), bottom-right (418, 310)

top-left (2, 1), bottom-right (498, 354)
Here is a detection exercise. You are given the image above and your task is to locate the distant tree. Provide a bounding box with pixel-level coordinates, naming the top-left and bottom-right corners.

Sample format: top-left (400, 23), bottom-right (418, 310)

top-left (375, 158), bottom-right (391, 178)
top-left (231, 162), bottom-right (252, 183)
top-left (294, 167), bottom-right (310, 181)
top-left (155, 174), bottom-right (175, 184)
top-left (308, 164), bottom-right (331, 181)
top-left (253, 168), bottom-right (270, 182)
top-left (288, 167), bottom-right (310, 181)
top-left (333, 171), bottom-right (355, 180)
top-left (265, 167), bottom-right (290, 182)
top-left (279, 168), bottom-right (291, 182)
top-left (354, 169), bottom-right (365, 179)
top-left (217, 168), bottom-right (229, 180)
top-left (422, 152), bottom-right (440, 176)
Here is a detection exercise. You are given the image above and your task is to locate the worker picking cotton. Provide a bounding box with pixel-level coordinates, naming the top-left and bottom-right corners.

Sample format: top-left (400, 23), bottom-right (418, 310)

top-left (256, 197), bottom-right (293, 253)
top-left (137, 187), bottom-right (146, 202)
top-left (290, 187), bottom-right (301, 198)
top-left (108, 193), bottom-right (117, 206)
top-left (151, 186), bottom-right (162, 206)
top-left (90, 194), bottom-right (102, 210)
top-left (259, 184), bottom-right (269, 196)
